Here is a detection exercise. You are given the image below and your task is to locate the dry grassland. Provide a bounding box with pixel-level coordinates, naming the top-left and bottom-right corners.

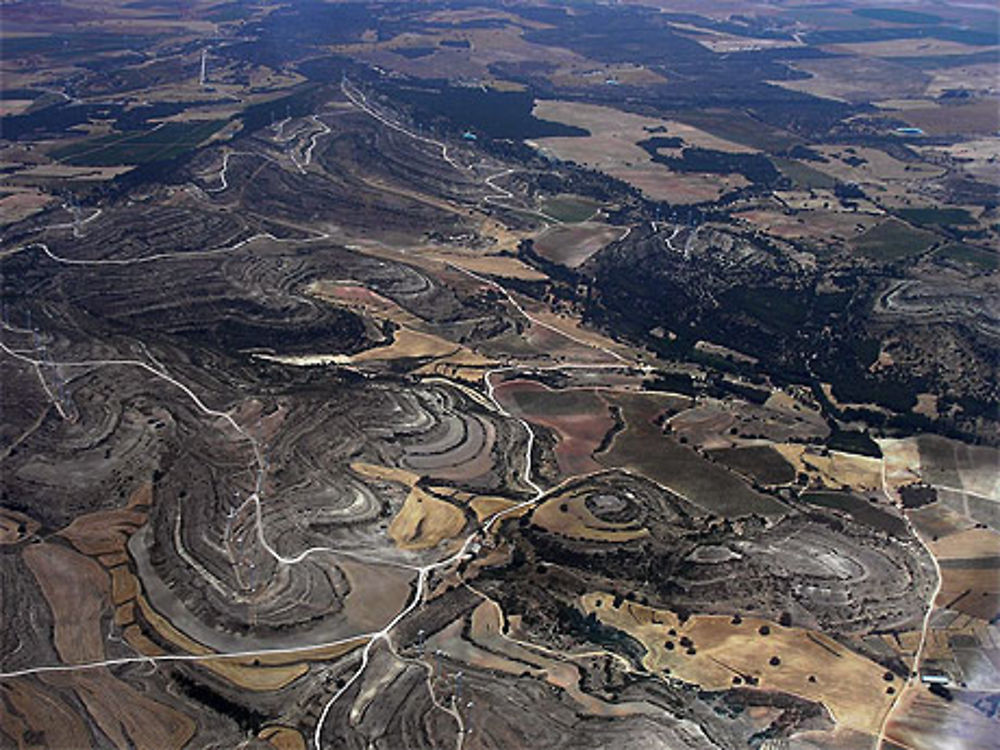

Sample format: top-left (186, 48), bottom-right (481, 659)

top-left (775, 57), bottom-right (930, 102)
top-left (0, 99), bottom-right (33, 116)
top-left (255, 326), bottom-right (485, 372)
top-left (413, 347), bottom-right (497, 383)
top-left (897, 99), bottom-right (1000, 136)
top-left (773, 189), bottom-right (883, 214)
top-left (520, 301), bottom-right (636, 362)
top-left (470, 600), bottom-right (654, 717)
top-left (878, 438), bottom-right (923, 497)
top-left (775, 445), bottom-right (883, 493)
top-left (333, 25), bottom-right (582, 82)
top-left (531, 100), bottom-right (752, 203)
top-left (388, 486), bottom-right (467, 550)
top-left (433, 253), bottom-right (547, 281)
top-left (913, 393), bottom-right (939, 419)
top-left (549, 62), bottom-right (666, 88)
top-left (430, 486), bottom-right (521, 523)
top-left (827, 39), bottom-right (996, 58)
top-left (581, 593), bottom-right (895, 735)
top-left (307, 280), bottom-right (422, 325)
top-left (917, 138), bottom-right (1000, 182)
top-left (422, 8), bottom-right (550, 28)
top-left (350, 461), bottom-right (422, 487)
top-left (812, 145), bottom-right (945, 187)
top-left (693, 340), bottom-right (759, 365)
top-left (468, 495), bottom-right (521, 522)
top-left (683, 28), bottom-right (803, 54)
top-left (353, 328), bottom-right (459, 362)
top-left (260, 726), bottom-right (307, 750)
top-left (927, 62), bottom-right (999, 97)
top-left (0, 189), bottom-right (55, 224)
top-left (735, 208), bottom-right (880, 242)
top-left (532, 491), bottom-right (649, 542)
top-left (306, 278), bottom-right (498, 378)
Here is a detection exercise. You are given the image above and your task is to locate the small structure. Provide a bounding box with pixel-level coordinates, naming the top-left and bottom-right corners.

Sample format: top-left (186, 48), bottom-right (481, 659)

top-left (919, 668), bottom-right (950, 686)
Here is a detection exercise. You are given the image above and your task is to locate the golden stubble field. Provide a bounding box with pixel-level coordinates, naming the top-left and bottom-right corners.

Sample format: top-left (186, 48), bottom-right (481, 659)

top-left (530, 100), bottom-right (754, 203)
top-left (581, 593), bottom-right (897, 737)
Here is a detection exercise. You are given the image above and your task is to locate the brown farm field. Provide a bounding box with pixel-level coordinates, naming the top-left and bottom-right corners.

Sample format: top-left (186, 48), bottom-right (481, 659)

top-left (735, 207), bottom-right (880, 243)
top-left (533, 223), bottom-right (623, 267)
top-left (935, 564), bottom-right (1000, 621)
top-left (894, 99), bottom-right (1000, 136)
top-left (775, 56), bottom-right (932, 102)
top-left (826, 39), bottom-right (998, 58)
top-left (884, 682), bottom-right (999, 750)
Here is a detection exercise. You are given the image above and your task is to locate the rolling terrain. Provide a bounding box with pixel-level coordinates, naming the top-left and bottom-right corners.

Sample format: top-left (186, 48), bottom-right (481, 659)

top-left (1, 2), bottom-right (997, 749)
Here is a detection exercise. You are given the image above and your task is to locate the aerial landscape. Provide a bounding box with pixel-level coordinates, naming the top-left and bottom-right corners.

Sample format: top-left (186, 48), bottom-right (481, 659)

top-left (0, 0), bottom-right (997, 748)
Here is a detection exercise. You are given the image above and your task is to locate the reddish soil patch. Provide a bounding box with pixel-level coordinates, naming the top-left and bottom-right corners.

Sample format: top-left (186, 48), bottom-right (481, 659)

top-left (493, 379), bottom-right (613, 477)
top-left (23, 543), bottom-right (110, 664)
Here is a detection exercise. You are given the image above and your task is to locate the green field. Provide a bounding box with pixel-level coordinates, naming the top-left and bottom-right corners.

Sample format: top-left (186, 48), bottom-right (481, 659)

top-left (772, 157), bottom-right (837, 190)
top-left (801, 491), bottom-right (907, 537)
top-left (50, 121), bottom-right (227, 166)
top-left (853, 7), bottom-right (943, 25)
top-left (785, 8), bottom-right (876, 30)
top-left (673, 109), bottom-right (800, 152)
top-left (1, 33), bottom-right (154, 61)
top-left (598, 392), bottom-right (790, 518)
top-left (851, 217), bottom-right (938, 261)
top-left (540, 195), bottom-right (600, 223)
top-left (708, 445), bottom-right (797, 486)
top-left (896, 207), bottom-right (976, 227)
top-left (935, 242), bottom-right (997, 270)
